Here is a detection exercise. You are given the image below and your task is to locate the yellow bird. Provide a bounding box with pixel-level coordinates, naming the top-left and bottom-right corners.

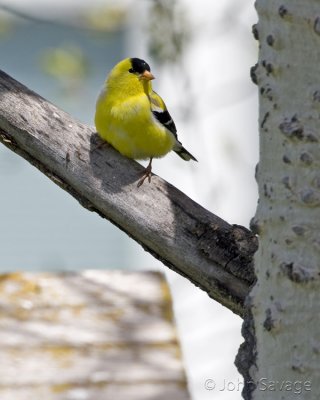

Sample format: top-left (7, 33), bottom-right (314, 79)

top-left (95, 57), bottom-right (197, 187)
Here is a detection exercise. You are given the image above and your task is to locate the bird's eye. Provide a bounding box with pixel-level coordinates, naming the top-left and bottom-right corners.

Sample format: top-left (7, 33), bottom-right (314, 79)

top-left (128, 68), bottom-right (134, 73)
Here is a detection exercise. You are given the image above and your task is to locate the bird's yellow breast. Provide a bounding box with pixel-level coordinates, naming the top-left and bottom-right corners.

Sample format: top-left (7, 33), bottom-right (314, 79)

top-left (95, 88), bottom-right (175, 160)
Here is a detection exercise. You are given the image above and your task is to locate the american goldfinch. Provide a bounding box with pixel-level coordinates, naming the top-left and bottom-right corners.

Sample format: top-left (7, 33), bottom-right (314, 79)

top-left (95, 57), bottom-right (197, 187)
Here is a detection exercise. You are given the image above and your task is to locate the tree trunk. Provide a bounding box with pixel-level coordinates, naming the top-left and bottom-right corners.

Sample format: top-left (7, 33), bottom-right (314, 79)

top-left (238, 1), bottom-right (320, 398)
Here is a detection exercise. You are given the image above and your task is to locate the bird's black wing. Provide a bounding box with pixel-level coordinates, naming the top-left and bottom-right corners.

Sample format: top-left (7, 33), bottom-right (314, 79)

top-left (149, 90), bottom-right (197, 162)
top-left (149, 91), bottom-right (178, 140)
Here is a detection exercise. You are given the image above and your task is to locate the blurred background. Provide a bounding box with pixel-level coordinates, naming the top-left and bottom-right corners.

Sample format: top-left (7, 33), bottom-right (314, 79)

top-left (0, 0), bottom-right (258, 399)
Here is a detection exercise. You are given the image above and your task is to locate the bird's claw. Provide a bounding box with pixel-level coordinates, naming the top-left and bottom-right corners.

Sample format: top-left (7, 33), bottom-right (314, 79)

top-left (137, 161), bottom-right (152, 188)
top-left (137, 170), bottom-right (152, 188)
top-left (92, 140), bottom-right (110, 152)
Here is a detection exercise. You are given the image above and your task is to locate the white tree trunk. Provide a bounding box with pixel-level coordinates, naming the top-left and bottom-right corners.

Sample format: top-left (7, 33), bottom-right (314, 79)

top-left (245, 0), bottom-right (320, 398)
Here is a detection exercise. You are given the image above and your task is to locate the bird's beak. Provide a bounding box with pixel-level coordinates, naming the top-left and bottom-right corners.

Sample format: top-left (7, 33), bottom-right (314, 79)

top-left (139, 70), bottom-right (155, 81)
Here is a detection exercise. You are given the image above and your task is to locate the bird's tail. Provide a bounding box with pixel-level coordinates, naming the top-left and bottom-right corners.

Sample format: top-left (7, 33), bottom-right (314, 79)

top-left (174, 142), bottom-right (197, 162)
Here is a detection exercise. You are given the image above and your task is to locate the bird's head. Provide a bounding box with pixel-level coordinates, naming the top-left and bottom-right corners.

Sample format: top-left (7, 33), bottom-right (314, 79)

top-left (128, 58), bottom-right (155, 81)
top-left (106, 58), bottom-right (155, 94)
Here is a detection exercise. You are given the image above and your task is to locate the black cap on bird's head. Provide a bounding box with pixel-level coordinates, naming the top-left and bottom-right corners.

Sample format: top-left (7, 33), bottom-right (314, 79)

top-left (129, 58), bottom-right (155, 81)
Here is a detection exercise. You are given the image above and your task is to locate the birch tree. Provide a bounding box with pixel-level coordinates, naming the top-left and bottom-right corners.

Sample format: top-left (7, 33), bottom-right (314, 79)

top-left (237, 1), bottom-right (320, 398)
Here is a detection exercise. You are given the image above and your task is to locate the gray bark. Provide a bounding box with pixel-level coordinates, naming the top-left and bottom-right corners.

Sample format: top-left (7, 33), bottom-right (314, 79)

top-left (0, 69), bottom-right (257, 317)
top-left (238, 1), bottom-right (320, 398)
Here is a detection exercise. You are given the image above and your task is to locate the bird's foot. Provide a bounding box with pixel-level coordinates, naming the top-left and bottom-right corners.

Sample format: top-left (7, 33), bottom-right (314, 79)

top-left (137, 159), bottom-right (153, 188)
top-left (92, 140), bottom-right (110, 152)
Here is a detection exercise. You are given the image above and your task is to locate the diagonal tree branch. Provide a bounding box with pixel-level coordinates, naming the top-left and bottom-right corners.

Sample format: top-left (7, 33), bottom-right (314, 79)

top-left (0, 69), bottom-right (257, 316)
